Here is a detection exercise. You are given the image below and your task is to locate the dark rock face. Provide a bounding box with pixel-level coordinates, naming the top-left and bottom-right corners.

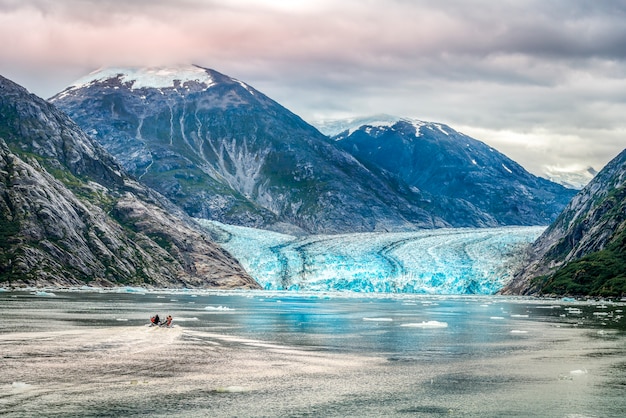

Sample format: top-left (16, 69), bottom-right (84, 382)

top-left (0, 74), bottom-right (259, 289)
top-left (332, 119), bottom-right (577, 227)
top-left (501, 148), bottom-right (626, 296)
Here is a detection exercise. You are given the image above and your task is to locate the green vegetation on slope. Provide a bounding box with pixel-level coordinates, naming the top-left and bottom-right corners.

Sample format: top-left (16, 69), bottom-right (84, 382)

top-left (536, 227), bottom-right (626, 297)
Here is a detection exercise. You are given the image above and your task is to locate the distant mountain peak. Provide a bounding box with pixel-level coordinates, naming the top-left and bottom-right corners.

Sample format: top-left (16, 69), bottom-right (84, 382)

top-left (313, 114), bottom-right (458, 139)
top-left (541, 165), bottom-right (597, 190)
top-left (313, 114), bottom-right (403, 136)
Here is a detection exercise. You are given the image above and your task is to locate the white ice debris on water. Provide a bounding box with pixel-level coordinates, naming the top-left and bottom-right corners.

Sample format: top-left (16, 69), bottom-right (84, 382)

top-left (400, 321), bottom-right (448, 328)
top-left (214, 386), bottom-right (248, 393)
top-left (11, 382), bottom-right (33, 391)
top-left (32, 291), bottom-right (56, 297)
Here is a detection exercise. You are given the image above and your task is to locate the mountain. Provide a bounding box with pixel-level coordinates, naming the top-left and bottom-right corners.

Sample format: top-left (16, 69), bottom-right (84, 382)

top-left (0, 74), bottom-right (259, 289)
top-left (329, 117), bottom-right (577, 227)
top-left (501, 148), bottom-right (626, 297)
top-left (543, 166), bottom-right (597, 190)
top-left (314, 114), bottom-right (401, 137)
top-left (51, 66), bottom-right (449, 234)
top-left (51, 66), bottom-right (575, 233)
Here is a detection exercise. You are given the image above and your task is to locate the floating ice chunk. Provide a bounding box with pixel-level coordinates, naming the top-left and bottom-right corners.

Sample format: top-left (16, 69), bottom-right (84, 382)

top-left (215, 386), bottom-right (248, 393)
top-left (204, 306), bottom-right (234, 311)
top-left (401, 321), bottom-right (448, 328)
top-left (0, 288), bottom-right (7, 292)
top-left (363, 317), bottom-right (393, 322)
top-left (32, 291), bottom-right (56, 297)
top-left (11, 382), bottom-right (33, 391)
top-left (117, 287), bottom-right (146, 293)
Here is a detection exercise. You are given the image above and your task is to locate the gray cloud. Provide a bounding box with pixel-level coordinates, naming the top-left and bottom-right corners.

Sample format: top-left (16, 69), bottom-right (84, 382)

top-left (0, 0), bottom-right (624, 177)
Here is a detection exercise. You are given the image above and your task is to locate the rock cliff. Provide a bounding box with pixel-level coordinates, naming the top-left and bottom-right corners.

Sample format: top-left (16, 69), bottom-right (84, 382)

top-left (501, 148), bottom-right (626, 296)
top-left (0, 74), bottom-right (259, 289)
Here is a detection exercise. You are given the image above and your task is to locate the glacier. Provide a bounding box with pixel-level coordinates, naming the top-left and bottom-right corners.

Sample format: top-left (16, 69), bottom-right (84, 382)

top-left (198, 220), bottom-right (545, 294)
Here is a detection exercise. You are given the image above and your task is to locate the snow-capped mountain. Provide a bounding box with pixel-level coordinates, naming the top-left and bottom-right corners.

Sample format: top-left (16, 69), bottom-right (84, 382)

top-left (52, 66), bottom-right (575, 233)
top-left (316, 116), bottom-right (597, 190)
top-left (543, 166), bottom-right (597, 190)
top-left (51, 66), bottom-right (445, 234)
top-left (330, 117), bottom-right (577, 227)
top-left (313, 114), bottom-right (401, 137)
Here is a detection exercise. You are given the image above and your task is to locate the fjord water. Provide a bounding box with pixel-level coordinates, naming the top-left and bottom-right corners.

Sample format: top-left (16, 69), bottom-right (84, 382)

top-left (1, 290), bottom-right (625, 417)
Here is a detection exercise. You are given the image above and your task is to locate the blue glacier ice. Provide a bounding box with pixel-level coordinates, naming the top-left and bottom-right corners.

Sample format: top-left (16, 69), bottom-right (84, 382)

top-left (198, 220), bottom-right (545, 294)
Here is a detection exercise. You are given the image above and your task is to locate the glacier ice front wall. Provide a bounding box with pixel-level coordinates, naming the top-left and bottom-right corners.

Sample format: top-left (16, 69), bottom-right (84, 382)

top-left (198, 221), bottom-right (545, 294)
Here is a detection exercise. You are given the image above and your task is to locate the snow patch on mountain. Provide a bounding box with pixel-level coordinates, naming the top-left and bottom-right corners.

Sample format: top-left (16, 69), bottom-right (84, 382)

top-left (63, 65), bottom-right (216, 94)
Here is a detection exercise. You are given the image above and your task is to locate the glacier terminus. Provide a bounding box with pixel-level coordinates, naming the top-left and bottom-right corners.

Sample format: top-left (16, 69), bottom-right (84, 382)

top-left (199, 221), bottom-right (545, 294)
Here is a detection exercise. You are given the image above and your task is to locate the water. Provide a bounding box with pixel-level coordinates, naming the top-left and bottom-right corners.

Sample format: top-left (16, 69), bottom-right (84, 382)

top-left (1, 289), bottom-right (625, 417)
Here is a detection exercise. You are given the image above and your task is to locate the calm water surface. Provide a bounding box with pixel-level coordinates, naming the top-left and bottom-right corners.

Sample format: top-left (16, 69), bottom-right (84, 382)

top-left (1, 289), bottom-right (625, 417)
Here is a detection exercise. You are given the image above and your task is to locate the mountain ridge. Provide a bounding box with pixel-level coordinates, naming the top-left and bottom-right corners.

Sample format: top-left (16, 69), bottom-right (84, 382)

top-left (51, 65), bottom-right (576, 234)
top-left (315, 114), bottom-right (596, 190)
top-left (330, 117), bottom-right (577, 227)
top-left (51, 65), bottom-right (449, 233)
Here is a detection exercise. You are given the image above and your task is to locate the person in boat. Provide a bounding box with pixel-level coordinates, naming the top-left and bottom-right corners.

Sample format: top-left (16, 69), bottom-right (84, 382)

top-left (150, 314), bottom-right (160, 326)
top-left (161, 315), bottom-right (173, 327)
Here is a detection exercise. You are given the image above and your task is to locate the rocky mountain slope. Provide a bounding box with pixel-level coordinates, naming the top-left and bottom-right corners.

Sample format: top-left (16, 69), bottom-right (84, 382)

top-left (52, 66), bottom-right (448, 234)
top-left (0, 74), bottom-right (259, 289)
top-left (51, 65), bottom-right (574, 234)
top-left (501, 148), bottom-right (626, 297)
top-left (331, 118), bottom-right (577, 227)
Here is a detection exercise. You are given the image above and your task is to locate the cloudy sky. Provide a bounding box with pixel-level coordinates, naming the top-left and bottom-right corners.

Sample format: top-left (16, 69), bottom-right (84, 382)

top-left (1, 0), bottom-right (625, 181)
